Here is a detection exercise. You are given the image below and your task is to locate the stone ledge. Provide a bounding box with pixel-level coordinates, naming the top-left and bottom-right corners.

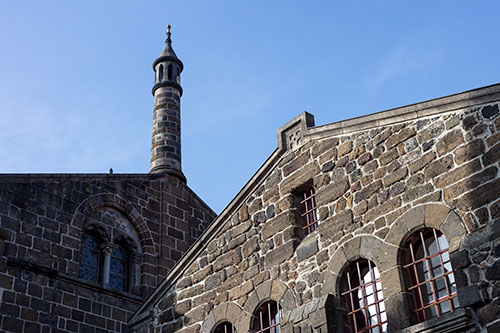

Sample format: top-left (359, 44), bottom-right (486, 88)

top-left (396, 308), bottom-right (474, 333)
top-left (7, 257), bottom-right (144, 303)
top-left (0, 173), bottom-right (163, 181)
top-left (305, 83), bottom-right (500, 141)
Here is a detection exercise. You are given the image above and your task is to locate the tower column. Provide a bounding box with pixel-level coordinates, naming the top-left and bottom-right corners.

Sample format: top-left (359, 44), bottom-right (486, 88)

top-left (150, 25), bottom-right (185, 182)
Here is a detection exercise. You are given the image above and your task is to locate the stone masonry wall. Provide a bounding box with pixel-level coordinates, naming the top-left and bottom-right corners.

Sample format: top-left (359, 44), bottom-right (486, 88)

top-left (145, 100), bottom-right (500, 332)
top-left (0, 174), bottom-right (215, 332)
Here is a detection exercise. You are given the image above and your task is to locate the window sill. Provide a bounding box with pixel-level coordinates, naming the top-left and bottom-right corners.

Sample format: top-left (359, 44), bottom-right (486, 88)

top-left (7, 257), bottom-right (143, 303)
top-left (396, 308), bottom-right (474, 333)
top-left (296, 233), bottom-right (319, 263)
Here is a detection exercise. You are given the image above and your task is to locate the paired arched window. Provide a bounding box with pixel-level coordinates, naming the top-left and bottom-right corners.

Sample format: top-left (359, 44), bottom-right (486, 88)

top-left (403, 228), bottom-right (459, 322)
top-left (339, 229), bottom-right (460, 331)
top-left (340, 259), bottom-right (387, 333)
top-left (79, 232), bottom-right (131, 292)
top-left (213, 322), bottom-right (236, 333)
top-left (252, 300), bottom-right (282, 333)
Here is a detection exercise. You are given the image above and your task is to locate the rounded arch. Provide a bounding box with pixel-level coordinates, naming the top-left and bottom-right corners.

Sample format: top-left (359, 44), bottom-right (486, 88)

top-left (200, 302), bottom-right (249, 333)
top-left (327, 235), bottom-right (399, 292)
top-left (71, 193), bottom-right (155, 252)
top-left (384, 204), bottom-right (468, 256)
top-left (242, 280), bottom-right (296, 332)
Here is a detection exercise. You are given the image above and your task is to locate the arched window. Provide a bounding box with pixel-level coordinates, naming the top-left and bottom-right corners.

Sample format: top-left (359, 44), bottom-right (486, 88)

top-left (403, 228), bottom-right (459, 322)
top-left (340, 259), bottom-right (387, 333)
top-left (176, 66), bottom-right (180, 84)
top-left (252, 300), bottom-right (282, 333)
top-left (80, 232), bottom-right (102, 283)
top-left (109, 243), bottom-right (129, 291)
top-left (167, 64), bottom-right (173, 80)
top-left (158, 64), bottom-right (164, 82)
top-left (213, 322), bottom-right (236, 333)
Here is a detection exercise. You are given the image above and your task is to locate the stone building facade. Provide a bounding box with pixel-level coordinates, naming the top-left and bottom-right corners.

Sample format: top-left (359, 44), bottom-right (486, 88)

top-left (0, 28), bottom-right (216, 332)
top-left (129, 84), bottom-right (500, 332)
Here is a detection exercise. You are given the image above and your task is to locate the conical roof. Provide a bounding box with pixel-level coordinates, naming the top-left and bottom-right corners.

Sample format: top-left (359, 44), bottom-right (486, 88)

top-left (153, 25), bottom-right (183, 70)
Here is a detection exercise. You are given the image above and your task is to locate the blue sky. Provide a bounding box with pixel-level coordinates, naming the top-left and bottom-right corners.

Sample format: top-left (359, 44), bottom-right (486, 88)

top-left (1, 1), bottom-right (499, 213)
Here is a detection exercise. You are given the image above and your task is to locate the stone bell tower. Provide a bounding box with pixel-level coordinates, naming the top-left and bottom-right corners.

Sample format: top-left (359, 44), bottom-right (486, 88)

top-left (150, 25), bottom-right (185, 181)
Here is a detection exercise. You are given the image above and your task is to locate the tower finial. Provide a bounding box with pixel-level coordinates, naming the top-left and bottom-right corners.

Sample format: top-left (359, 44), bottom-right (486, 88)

top-left (166, 24), bottom-right (172, 42)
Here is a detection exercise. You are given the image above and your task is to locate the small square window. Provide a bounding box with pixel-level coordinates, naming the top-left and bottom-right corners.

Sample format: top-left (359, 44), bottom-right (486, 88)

top-left (300, 188), bottom-right (319, 235)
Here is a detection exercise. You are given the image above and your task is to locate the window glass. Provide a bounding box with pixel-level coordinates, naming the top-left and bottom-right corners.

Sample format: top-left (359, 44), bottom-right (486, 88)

top-left (252, 300), bottom-right (282, 333)
top-left (341, 259), bottom-right (387, 333)
top-left (404, 229), bottom-right (459, 322)
top-left (213, 322), bottom-right (236, 333)
top-left (110, 244), bottom-right (128, 291)
top-left (300, 188), bottom-right (319, 235)
top-left (80, 232), bottom-right (101, 283)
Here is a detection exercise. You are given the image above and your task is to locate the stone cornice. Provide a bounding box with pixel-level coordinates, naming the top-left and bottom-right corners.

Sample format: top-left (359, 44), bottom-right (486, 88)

top-left (305, 83), bottom-right (500, 142)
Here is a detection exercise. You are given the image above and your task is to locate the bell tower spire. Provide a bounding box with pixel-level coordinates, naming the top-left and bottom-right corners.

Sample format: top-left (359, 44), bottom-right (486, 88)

top-left (150, 25), bottom-right (185, 181)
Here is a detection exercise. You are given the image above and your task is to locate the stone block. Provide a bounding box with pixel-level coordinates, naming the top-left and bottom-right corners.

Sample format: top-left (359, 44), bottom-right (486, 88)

top-left (450, 250), bottom-right (470, 270)
top-left (342, 237), bottom-right (361, 262)
top-left (359, 236), bottom-right (382, 262)
top-left (296, 238), bottom-right (319, 263)
top-left (385, 218), bottom-right (408, 246)
top-left (482, 104), bottom-right (499, 118)
top-left (353, 180), bottom-right (382, 204)
top-left (445, 166), bottom-right (497, 204)
top-left (280, 289), bottom-right (296, 310)
top-left (328, 248), bottom-right (348, 276)
top-left (382, 167), bottom-right (408, 187)
top-left (417, 121), bottom-right (444, 144)
top-left (213, 250), bottom-right (239, 271)
top-left (402, 183), bottom-right (434, 204)
top-left (379, 148), bottom-right (399, 166)
top-left (409, 151), bottom-right (435, 174)
top-left (434, 158), bottom-right (482, 189)
top-left (436, 129), bottom-right (464, 156)
top-left (402, 205), bottom-right (425, 231)
top-left (458, 284), bottom-right (482, 307)
top-left (485, 260), bottom-right (500, 281)
top-left (239, 204), bottom-right (249, 222)
top-left (441, 211), bottom-right (467, 241)
top-left (312, 137), bottom-right (339, 159)
top-left (261, 212), bottom-right (295, 240)
top-left (423, 155), bottom-right (453, 181)
top-left (315, 176), bottom-right (349, 206)
top-left (283, 151), bottom-right (311, 177)
top-left (338, 141), bottom-right (353, 157)
top-left (373, 243), bottom-right (398, 272)
top-left (454, 139), bottom-right (485, 165)
top-left (483, 142), bottom-right (500, 166)
top-left (279, 162), bottom-right (320, 195)
top-left (264, 240), bottom-right (297, 268)
top-left (229, 279), bottom-right (253, 300)
top-left (477, 301), bottom-right (500, 326)
top-left (386, 127), bottom-right (416, 149)
top-left (423, 204), bottom-right (449, 230)
top-left (271, 280), bottom-right (287, 301)
top-left (380, 267), bottom-right (404, 297)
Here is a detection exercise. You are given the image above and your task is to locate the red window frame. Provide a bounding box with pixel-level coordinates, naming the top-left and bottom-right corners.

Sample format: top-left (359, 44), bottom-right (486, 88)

top-left (301, 188), bottom-right (319, 235)
top-left (252, 301), bottom-right (282, 333)
top-left (403, 229), bottom-right (459, 322)
top-left (213, 322), bottom-right (236, 333)
top-left (341, 259), bottom-right (387, 333)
